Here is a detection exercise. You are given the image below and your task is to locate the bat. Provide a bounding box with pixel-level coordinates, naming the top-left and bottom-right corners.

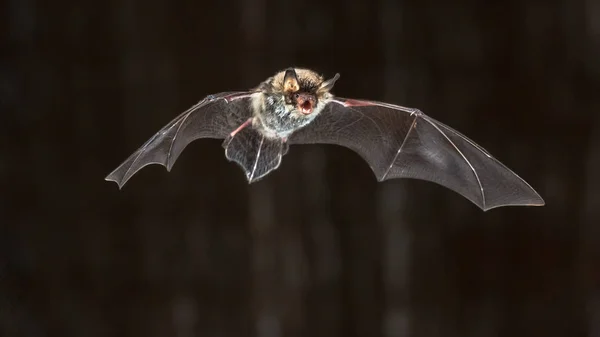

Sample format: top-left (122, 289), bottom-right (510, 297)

top-left (105, 67), bottom-right (545, 211)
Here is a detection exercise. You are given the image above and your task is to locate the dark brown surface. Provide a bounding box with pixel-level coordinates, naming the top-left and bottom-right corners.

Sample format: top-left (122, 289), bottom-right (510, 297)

top-left (2, 0), bottom-right (598, 336)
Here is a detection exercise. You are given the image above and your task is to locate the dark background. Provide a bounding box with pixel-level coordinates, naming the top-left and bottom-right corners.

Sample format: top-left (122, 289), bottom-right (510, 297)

top-left (2, 0), bottom-right (599, 336)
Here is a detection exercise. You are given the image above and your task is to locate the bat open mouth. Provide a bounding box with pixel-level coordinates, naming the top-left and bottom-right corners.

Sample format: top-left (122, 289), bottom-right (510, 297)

top-left (299, 101), bottom-right (313, 114)
top-left (296, 93), bottom-right (315, 115)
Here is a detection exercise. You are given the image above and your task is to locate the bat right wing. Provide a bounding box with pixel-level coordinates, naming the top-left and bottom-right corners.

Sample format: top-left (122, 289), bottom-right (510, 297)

top-left (288, 97), bottom-right (545, 211)
top-left (105, 91), bottom-right (254, 188)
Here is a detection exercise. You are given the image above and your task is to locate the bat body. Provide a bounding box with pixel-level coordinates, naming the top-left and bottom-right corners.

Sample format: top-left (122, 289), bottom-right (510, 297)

top-left (106, 67), bottom-right (545, 211)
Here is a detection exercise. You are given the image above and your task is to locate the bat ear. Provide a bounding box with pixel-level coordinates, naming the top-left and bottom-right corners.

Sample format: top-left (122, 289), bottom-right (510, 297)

top-left (283, 68), bottom-right (300, 93)
top-left (318, 73), bottom-right (340, 93)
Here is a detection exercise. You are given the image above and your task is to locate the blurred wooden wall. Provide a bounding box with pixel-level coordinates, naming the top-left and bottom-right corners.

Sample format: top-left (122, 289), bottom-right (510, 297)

top-left (2, 0), bottom-right (599, 336)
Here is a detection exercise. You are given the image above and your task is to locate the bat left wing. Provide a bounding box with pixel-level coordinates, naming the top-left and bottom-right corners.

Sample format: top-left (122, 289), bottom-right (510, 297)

top-left (105, 91), bottom-right (254, 188)
top-left (288, 98), bottom-right (545, 211)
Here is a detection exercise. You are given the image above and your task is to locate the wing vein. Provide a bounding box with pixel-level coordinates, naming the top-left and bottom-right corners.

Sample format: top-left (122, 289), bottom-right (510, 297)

top-left (118, 131), bottom-right (164, 184)
top-left (434, 121), bottom-right (492, 157)
top-left (250, 135), bottom-right (264, 181)
top-left (422, 116), bottom-right (486, 209)
top-left (166, 98), bottom-right (210, 169)
top-left (381, 114), bottom-right (418, 180)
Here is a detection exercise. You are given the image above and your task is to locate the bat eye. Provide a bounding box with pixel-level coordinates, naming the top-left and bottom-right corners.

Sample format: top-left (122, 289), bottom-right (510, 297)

top-left (293, 93), bottom-right (299, 99)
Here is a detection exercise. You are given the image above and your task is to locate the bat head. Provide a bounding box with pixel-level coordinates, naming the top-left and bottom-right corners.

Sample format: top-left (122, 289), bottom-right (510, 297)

top-left (254, 68), bottom-right (340, 138)
top-left (274, 68), bottom-right (340, 116)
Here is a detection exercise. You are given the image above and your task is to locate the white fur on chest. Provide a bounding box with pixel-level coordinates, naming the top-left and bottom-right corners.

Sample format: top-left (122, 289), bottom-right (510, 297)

top-left (250, 92), bottom-right (329, 139)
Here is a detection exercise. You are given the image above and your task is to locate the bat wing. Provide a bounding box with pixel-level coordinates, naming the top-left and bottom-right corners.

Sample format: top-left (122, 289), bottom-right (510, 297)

top-left (105, 91), bottom-right (255, 188)
top-left (288, 97), bottom-right (545, 211)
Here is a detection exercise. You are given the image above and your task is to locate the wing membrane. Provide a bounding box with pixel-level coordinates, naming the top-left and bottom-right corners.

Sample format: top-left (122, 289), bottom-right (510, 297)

top-left (105, 92), bottom-right (254, 188)
top-left (222, 126), bottom-right (288, 183)
top-left (289, 98), bottom-right (544, 211)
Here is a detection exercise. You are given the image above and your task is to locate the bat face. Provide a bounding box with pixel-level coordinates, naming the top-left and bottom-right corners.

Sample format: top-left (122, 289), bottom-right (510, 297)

top-left (251, 68), bottom-right (339, 139)
top-left (105, 67), bottom-right (545, 211)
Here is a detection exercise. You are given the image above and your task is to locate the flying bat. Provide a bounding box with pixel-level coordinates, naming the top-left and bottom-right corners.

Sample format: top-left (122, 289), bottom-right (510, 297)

top-left (105, 67), bottom-right (545, 211)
